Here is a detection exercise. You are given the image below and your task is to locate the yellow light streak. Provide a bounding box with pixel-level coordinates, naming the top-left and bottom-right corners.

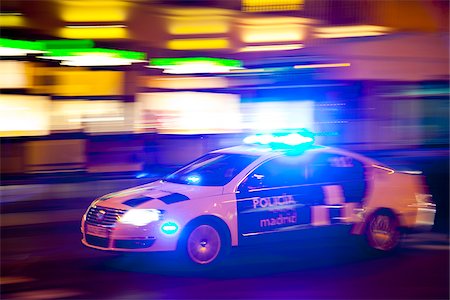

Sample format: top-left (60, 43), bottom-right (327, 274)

top-left (239, 44), bottom-right (303, 52)
top-left (239, 16), bottom-right (312, 25)
top-left (315, 25), bottom-right (390, 34)
top-left (315, 25), bottom-right (391, 38)
top-left (158, 7), bottom-right (235, 16)
top-left (241, 25), bottom-right (304, 43)
top-left (242, 0), bottom-right (304, 12)
top-left (0, 14), bottom-right (26, 27)
top-left (294, 63), bottom-right (351, 69)
top-left (65, 25), bottom-right (126, 29)
top-left (59, 0), bottom-right (130, 22)
top-left (167, 38), bottom-right (229, 50)
top-left (144, 76), bottom-right (228, 89)
top-left (372, 164), bottom-right (395, 174)
top-left (168, 20), bottom-right (230, 35)
top-left (58, 27), bottom-right (128, 39)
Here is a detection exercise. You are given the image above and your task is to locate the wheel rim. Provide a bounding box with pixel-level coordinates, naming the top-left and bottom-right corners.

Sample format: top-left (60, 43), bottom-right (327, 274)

top-left (369, 215), bottom-right (398, 250)
top-left (187, 225), bottom-right (221, 265)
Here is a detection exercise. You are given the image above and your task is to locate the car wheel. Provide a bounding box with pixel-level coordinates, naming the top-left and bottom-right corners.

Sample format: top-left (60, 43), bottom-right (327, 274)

top-left (187, 224), bottom-right (222, 265)
top-left (180, 222), bottom-right (229, 267)
top-left (366, 211), bottom-right (400, 252)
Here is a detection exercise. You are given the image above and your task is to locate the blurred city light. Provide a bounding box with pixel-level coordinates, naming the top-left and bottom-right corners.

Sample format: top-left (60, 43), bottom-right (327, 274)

top-left (0, 0), bottom-right (447, 176)
top-left (59, 0), bottom-right (131, 22)
top-left (40, 47), bottom-right (146, 66)
top-left (0, 38), bottom-right (45, 56)
top-left (149, 57), bottom-right (242, 74)
top-left (0, 12), bottom-right (26, 27)
top-left (166, 38), bottom-right (230, 50)
top-left (242, 0), bottom-right (304, 12)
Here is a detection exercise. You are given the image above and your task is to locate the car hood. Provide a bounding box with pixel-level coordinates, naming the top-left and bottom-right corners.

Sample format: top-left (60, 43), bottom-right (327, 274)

top-left (94, 180), bottom-right (224, 209)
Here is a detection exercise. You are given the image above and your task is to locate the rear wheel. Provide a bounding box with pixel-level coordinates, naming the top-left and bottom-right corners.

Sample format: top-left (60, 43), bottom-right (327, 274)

top-left (366, 211), bottom-right (400, 251)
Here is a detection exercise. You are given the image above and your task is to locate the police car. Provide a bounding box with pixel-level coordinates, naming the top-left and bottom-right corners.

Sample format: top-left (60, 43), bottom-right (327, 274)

top-left (81, 132), bottom-right (436, 266)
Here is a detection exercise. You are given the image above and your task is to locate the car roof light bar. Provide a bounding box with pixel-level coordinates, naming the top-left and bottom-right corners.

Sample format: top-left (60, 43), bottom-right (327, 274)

top-left (243, 130), bottom-right (315, 147)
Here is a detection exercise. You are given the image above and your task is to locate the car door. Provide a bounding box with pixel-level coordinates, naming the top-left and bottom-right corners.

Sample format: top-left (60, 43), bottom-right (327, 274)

top-left (235, 155), bottom-right (317, 243)
top-left (307, 151), bottom-right (368, 227)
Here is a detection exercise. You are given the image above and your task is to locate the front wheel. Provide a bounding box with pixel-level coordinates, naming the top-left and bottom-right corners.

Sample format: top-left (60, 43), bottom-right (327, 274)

top-left (179, 222), bottom-right (229, 267)
top-left (366, 212), bottom-right (400, 252)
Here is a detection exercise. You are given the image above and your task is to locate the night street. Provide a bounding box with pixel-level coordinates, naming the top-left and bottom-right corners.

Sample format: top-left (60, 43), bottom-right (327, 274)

top-left (1, 0), bottom-right (449, 299)
top-left (1, 152), bottom-right (449, 299)
top-left (1, 220), bottom-right (449, 299)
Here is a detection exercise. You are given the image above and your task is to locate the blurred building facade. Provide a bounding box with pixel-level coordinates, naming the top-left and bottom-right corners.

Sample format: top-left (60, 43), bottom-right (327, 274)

top-left (1, 0), bottom-right (448, 175)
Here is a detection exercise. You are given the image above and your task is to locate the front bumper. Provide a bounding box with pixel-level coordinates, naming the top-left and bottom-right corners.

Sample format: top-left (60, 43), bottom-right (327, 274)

top-left (81, 219), bottom-right (179, 252)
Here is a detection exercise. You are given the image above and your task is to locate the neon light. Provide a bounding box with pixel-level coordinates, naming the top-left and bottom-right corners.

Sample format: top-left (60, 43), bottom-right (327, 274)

top-left (161, 222), bottom-right (179, 235)
top-left (239, 44), bottom-right (303, 52)
top-left (167, 38), bottom-right (229, 50)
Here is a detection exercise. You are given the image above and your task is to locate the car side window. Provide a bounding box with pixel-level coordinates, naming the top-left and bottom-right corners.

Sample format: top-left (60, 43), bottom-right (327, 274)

top-left (239, 156), bottom-right (306, 191)
top-left (308, 152), bottom-right (367, 202)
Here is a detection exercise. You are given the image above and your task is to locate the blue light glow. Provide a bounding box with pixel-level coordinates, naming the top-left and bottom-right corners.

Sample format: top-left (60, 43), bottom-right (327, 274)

top-left (243, 132), bottom-right (314, 147)
top-left (136, 172), bottom-right (149, 179)
top-left (186, 175), bottom-right (201, 184)
top-left (161, 222), bottom-right (179, 234)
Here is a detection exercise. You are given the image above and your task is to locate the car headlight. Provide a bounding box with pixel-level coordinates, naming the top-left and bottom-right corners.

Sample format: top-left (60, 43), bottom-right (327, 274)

top-left (119, 209), bottom-right (163, 226)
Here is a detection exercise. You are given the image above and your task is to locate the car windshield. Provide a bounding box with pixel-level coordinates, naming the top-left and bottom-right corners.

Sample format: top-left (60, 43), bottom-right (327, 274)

top-left (164, 153), bottom-right (258, 186)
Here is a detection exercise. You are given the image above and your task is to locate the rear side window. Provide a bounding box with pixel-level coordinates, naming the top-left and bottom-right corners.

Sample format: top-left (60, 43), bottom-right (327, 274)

top-left (309, 152), bottom-right (367, 202)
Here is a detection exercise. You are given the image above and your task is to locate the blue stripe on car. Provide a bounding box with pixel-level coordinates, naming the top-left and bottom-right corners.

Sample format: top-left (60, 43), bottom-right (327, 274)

top-left (159, 193), bottom-right (190, 204)
top-left (123, 197), bottom-right (154, 207)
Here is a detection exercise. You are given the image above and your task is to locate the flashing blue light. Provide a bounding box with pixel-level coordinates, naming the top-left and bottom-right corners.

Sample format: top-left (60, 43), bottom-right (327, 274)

top-left (243, 132), bottom-right (314, 147)
top-left (186, 175), bottom-right (201, 184)
top-left (161, 222), bottom-right (179, 235)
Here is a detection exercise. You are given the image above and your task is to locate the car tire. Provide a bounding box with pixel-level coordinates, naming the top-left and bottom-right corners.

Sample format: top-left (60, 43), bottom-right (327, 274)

top-left (179, 221), bottom-right (230, 268)
top-left (365, 210), bottom-right (400, 252)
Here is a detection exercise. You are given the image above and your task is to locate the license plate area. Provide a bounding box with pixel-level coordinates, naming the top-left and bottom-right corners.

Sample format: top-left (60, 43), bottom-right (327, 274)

top-left (86, 224), bottom-right (109, 238)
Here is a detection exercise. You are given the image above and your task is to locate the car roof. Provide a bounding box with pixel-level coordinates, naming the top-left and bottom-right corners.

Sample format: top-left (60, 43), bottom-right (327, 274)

top-left (213, 144), bottom-right (377, 165)
top-left (213, 144), bottom-right (324, 158)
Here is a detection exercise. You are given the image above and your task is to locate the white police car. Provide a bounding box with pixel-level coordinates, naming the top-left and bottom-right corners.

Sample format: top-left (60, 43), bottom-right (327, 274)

top-left (81, 132), bottom-right (436, 266)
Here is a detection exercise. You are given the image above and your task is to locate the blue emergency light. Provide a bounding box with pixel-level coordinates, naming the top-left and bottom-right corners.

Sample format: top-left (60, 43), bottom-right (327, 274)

top-left (243, 130), bottom-right (315, 148)
top-left (161, 222), bottom-right (179, 235)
